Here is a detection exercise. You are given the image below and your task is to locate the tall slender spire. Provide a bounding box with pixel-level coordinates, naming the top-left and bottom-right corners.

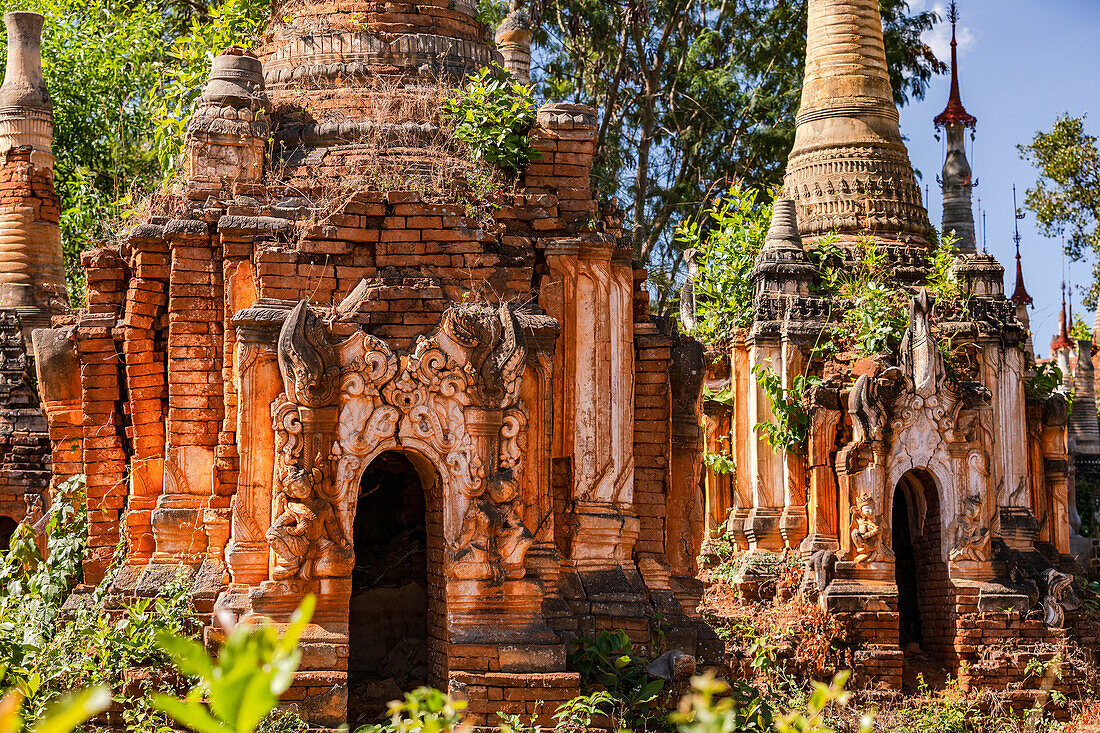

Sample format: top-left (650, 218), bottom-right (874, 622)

top-left (935, 2), bottom-right (977, 253)
top-left (1010, 242), bottom-right (1032, 307)
top-left (934, 2), bottom-right (977, 129)
top-left (784, 0), bottom-right (932, 243)
top-left (1011, 187), bottom-right (1031, 307)
top-left (1053, 282), bottom-right (1073, 353)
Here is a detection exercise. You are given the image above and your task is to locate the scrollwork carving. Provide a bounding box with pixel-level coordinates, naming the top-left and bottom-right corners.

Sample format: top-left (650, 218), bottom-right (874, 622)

top-left (315, 300), bottom-right (540, 587)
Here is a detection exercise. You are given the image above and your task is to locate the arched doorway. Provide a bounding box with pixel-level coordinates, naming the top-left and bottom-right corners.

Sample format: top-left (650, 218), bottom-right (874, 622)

top-left (0, 516), bottom-right (17, 553)
top-left (892, 470), bottom-right (951, 689)
top-left (348, 451), bottom-right (431, 726)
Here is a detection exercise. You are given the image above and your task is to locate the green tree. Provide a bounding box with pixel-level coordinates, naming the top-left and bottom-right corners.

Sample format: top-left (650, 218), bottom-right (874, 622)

top-left (1019, 114), bottom-right (1100, 309)
top-left (519, 0), bottom-right (942, 302)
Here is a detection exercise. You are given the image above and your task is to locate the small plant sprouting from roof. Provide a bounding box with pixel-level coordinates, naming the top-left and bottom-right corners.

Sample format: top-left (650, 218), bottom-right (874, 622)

top-left (443, 63), bottom-right (542, 172)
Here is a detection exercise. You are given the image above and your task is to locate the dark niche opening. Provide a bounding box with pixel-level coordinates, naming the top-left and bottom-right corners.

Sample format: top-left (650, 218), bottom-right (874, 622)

top-left (0, 516), bottom-right (17, 553)
top-left (892, 484), bottom-right (922, 649)
top-left (894, 470), bottom-right (951, 691)
top-left (348, 452), bottom-right (428, 727)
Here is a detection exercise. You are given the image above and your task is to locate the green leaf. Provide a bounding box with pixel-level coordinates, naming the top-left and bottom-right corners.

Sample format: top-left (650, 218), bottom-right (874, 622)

top-left (31, 686), bottom-right (111, 733)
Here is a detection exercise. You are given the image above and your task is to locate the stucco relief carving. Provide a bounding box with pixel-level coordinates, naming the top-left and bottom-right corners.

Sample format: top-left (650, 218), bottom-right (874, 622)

top-left (278, 300), bottom-right (340, 408)
top-left (949, 493), bottom-right (990, 562)
top-left (849, 492), bottom-right (885, 563)
top-left (324, 301), bottom-right (538, 587)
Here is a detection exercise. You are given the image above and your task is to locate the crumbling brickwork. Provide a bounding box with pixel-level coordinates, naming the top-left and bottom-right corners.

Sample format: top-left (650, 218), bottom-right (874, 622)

top-left (33, 2), bottom-right (718, 725)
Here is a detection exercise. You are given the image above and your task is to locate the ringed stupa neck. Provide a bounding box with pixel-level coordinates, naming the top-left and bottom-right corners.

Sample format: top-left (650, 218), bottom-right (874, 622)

top-left (784, 0), bottom-right (931, 244)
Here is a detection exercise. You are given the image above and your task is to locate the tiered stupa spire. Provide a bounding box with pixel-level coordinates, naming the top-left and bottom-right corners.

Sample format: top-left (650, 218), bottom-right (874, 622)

top-left (934, 2), bottom-right (978, 253)
top-left (784, 0), bottom-right (931, 243)
top-left (0, 11), bottom-right (67, 331)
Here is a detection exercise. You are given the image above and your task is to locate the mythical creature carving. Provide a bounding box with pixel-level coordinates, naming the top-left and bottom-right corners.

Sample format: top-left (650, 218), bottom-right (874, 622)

top-left (850, 493), bottom-right (883, 563)
top-left (799, 549), bottom-right (837, 600)
top-left (446, 302), bottom-right (527, 409)
top-left (278, 300), bottom-right (340, 408)
top-left (949, 493), bottom-right (990, 563)
top-left (900, 289), bottom-right (942, 399)
top-left (267, 395), bottom-right (349, 580)
top-left (1041, 568), bottom-right (1081, 628)
top-left (840, 365), bottom-right (901, 473)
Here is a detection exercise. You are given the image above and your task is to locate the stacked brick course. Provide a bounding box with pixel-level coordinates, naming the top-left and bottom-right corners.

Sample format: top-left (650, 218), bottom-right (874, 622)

top-left (35, 1), bottom-right (717, 725)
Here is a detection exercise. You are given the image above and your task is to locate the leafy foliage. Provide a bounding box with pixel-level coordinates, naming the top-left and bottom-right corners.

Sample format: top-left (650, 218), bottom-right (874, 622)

top-left (0, 476), bottom-right (201, 732)
top-left (752, 364), bottom-right (817, 457)
top-left (1070, 314), bottom-right (1093, 344)
top-left (891, 677), bottom-right (989, 733)
top-left (1019, 114), bottom-right (1100, 309)
top-left (1025, 359), bottom-right (1064, 401)
top-left (356, 687), bottom-right (468, 733)
top-left (670, 673), bottom-right (772, 733)
top-left (152, 595), bottom-right (315, 733)
top-left (773, 672), bottom-right (871, 733)
top-left (0, 685), bottom-right (110, 733)
top-left (443, 65), bottom-right (541, 172)
top-left (568, 631), bottom-right (667, 731)
top-left (679, 184), bottom-right (773, 343)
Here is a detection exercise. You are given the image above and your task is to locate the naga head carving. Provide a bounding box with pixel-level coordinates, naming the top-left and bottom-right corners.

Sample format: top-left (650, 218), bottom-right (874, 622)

top-left (446, 302), bottom-right (527, 409)
top-left (901, 287), bottom-right (943, 398)
top-left (278, 300), bottom-right (340, 408)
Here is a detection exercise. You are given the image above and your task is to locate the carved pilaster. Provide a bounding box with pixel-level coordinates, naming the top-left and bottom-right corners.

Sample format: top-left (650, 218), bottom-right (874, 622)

top-left (747, 340), bottom-right (784, 551)
top-left (226, 300), bottom-right (291, 584)
top-left (802, 395), bottom-right (842, 555)
top-left (540, 235), bottom-right (638, 571)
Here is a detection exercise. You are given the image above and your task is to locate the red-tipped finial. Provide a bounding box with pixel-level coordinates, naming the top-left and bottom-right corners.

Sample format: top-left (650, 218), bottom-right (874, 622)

top-left (1052, 281), bottom-right (1073, 352)
top-left (934, 2), bottom-right (977, 129)
top-left (1010, 241), bottom-right (1033, 307)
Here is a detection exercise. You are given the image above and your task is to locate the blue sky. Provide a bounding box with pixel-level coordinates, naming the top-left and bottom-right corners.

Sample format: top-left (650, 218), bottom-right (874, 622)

top-left (899, 0), bottom-right (1100, 358)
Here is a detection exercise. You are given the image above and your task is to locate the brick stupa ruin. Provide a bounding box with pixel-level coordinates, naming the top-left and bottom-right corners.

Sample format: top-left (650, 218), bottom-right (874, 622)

top-left (696, 0), bottom-right (1092, 702)
top-left (0, 11), bottom-right (67, 547)
top-left (28, 0), bottom-right (718, 726)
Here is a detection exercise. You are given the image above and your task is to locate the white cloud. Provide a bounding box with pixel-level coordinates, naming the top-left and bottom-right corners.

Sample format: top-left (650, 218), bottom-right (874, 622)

top-left (920, 2), bottom-right (977, 62)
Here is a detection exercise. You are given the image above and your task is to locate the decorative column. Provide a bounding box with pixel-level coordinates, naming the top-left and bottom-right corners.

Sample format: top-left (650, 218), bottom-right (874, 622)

top-left (994, 342), bottom-right (1037, 549)
top-left (727, 334), bottom-right (753, 550)
top-left (1042, 395), bottom-right (1071, 555)
top-left (225, 302), bottom-right (287, 584)
top-left (0, 11), bottom-right (66, 336)
top-left (802, 386), bottom-right (842, 555)
top-left (780, 341), bottom-right (808, 549)
top-left (541, 234), bottom-right (639, 572)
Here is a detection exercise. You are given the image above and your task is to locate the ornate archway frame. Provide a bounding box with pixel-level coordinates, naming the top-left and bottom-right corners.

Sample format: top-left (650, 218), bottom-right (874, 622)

top-left (836, 290), bottom-right (998, 583)
top-left (242, 297), bottom-right (560, 642)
